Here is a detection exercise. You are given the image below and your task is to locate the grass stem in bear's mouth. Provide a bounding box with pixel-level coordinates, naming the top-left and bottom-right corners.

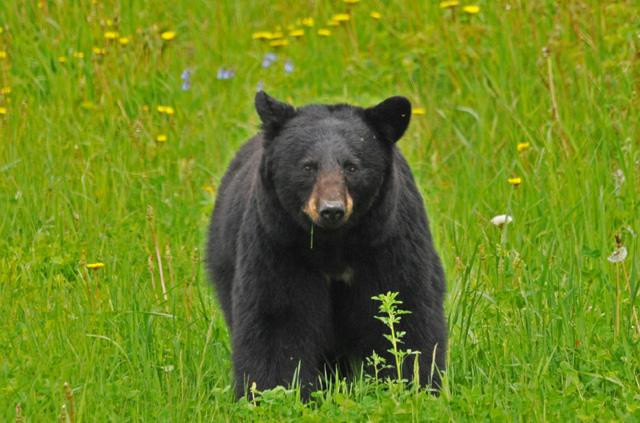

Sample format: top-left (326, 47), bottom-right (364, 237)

top-left (309, 223), bottom-right (314, 250)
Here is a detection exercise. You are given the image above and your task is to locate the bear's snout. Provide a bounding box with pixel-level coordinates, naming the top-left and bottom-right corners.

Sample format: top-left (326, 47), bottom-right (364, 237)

top-left (303, 171), bottom-right (353, 229)
top-left (318, 200), bottom-right (345, 225)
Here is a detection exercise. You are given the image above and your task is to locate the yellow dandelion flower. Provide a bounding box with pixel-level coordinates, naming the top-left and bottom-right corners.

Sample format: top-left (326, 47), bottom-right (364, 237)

top-left (344, 0), bottom-right (360, 3)
top-left (156, 134), bottom-right (168, 142)
top-left (0, 51), bottom-right (7, 59)
top-left (508, 177), bottom-right (522, 186)
top-left (1, 86), bottom-right (10, 95)
top-left (0, 107), bottom-right (7, 115)
top-left (269, 39), bottom-right (289, 47)
top-left (73, 51), bottom-right (84, 59)
top-left (370, 11), bottom-right (382, 19)
top-left (302, 17), bottom-right (314, 27)
top-left (161, 31), bottom-right (176, 41)
top-left (58, 56), bottom-right (68, 63)
top-left (86, 262), bottom-right (105, 269)
top-left (439, 0), bottom-right (459, 8)
top-left (317, 28), bottom-right (331, 36)
top-left (203, 184), bottom-right (216, 194)
top-left (118, 37), bottom-right (130, 45)
top-left (412, 107), bottom-right (426, 115)
top-left (92, 46), bottom-right (106, 55)
top-left (157, 105), bottom-right (175, 115)
top-left (289, 29), bottom-right (304, 37)
top-left (252, 31), bottom-right (273, 40)
top-left (332, 13), bottom-right (351, 22)
top-left (517, 142), bottom-right (531, 152)
top-left (271, 31), bottom-right (285, 39)
top-left (462, 5), bottom-right (480, 14)
top-left (104, 31), bottom-right (119, 40)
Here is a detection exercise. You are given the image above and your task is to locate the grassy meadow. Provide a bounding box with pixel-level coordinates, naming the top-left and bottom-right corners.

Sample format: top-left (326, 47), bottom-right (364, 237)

top-left (1, 0), bottom-right (639, 420)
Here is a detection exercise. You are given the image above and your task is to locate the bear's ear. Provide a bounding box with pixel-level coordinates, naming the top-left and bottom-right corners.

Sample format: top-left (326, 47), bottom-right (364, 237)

top-left (255, 91), bottom-right (296, 138)
top-left (364, 96), bottom-right (412, 144)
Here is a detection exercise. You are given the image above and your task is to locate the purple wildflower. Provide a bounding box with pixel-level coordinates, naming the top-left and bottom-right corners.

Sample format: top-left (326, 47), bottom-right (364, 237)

top-left (216, 67), bottom-right (235, 80)
top-left (284, 59), bottom-right (294, 74)
top-left (181, 69), bottom-right (192, 91)
top-left (261, 52), bottom-right (277, 68)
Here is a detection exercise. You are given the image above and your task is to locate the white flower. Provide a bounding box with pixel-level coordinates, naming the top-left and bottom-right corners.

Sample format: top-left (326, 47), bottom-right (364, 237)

top-left (613, 169), bottom-right (625, 195)
top-left (491, 214), bottom-right (513, 227)
top-left (607, 246), bottom-right (628, 263)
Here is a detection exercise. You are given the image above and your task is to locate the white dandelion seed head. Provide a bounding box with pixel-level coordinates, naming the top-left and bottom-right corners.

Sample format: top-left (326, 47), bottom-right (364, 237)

top-left (491, 214), bottom-right (513, 227)
top-left (607, 246), bottom-right (628, 263)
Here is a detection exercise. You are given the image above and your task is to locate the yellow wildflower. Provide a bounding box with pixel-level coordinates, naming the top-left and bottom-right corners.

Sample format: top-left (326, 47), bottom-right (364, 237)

top-left (104, 31), bottom-right (119, 40)
top-left (269, 39), bottom-right (289, 47)
top-left (507, 177), bottom-right (522, 186)
top-left (86, 262), bottom-right (105, 269)
top-left (0, 51), bottom-right (7, 59)
top-left (0, 107), bottom-right (7, 115)
top-left (332, 13), bottom-right (351, 22)
top-left (462, 5), bottom-right (480, 14)
top-left (517, 142), bottom-right (531, 152)
top-left (161, 106), bottom-right (175, 115)
top-left (271, 31), bottom-right (284, 39)
top-left (252, 31), bottom-right (273, 40)
top-left (328, 20), bottom-right (340, 27)
top-left (106, 19), bottom-right (113, 27)
top-left (58, 56), bottom-right (68, 63)
top-left (161, 31), bottom-right (176, 41)
top-left (439, 0), bottom-right (459, 8)
top-left (73, 51), bottom-right (84, 59)
top-left (302, 17), bottom-right (314, 27)
top-left (1, 86), bottom-right (10, 95)
top-left (412, 107), bottom-right (426, 115)
top-left (370, 11), bottom-right (382, 19)
top-left (118, 37), bottom-right (130, 45)
top-left (289, 29), bottom-right (304, 37)
top-left (317, 28), bottom-right (331, 36)
top-left (344, 0), bottom-right (360, 3)
top-left (203, 184), bottom-right (216, 194)
top-left (92, 46), bottom-right (106, 55)
top-left (156, 134), bottom-right (168, 142)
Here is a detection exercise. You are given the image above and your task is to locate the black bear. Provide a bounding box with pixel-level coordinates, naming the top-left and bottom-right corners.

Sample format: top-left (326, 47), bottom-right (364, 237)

top-left (206, 91), bottom-right (447, 399)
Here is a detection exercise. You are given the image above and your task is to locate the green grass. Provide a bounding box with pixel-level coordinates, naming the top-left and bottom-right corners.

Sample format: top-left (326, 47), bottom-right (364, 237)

top-left (1, 0), bottom-right (639, 420)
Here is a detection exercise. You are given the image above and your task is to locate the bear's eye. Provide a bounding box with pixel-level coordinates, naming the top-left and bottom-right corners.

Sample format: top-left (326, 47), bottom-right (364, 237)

top-left (302, 162), bottom-right (316, 173)
top-left (345, 163), bottom-right (358, 173)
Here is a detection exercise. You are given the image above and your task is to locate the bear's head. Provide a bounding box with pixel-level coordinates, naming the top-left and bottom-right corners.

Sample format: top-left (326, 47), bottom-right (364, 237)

top-left (256, 91), bottom-right (411, 233)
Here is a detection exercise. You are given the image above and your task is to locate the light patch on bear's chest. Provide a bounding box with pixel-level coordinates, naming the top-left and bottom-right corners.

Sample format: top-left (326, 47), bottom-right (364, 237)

top-left (323, 266), bottom-right (354, 285)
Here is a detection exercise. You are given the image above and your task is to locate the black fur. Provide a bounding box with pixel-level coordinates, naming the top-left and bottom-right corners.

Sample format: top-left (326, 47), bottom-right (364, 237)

top-left (206, 92), bottom-right (447, 399)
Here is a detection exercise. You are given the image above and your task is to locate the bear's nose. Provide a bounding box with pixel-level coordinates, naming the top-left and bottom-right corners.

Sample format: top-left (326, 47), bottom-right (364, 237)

top-left (318, 200), bottom-right (345, 224)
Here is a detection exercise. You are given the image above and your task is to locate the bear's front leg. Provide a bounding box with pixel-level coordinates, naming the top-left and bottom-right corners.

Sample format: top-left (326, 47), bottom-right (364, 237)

top-left (230, 256), bottom-right (332, 400)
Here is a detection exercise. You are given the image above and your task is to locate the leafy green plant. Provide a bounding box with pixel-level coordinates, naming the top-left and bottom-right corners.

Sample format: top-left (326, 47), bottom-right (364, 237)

top-left (371, 291), bottom-right (420, 386)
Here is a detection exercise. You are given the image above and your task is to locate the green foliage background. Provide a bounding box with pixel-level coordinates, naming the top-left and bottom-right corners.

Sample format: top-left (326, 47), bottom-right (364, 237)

top-left (1, 0), bottom-right (639, 420)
